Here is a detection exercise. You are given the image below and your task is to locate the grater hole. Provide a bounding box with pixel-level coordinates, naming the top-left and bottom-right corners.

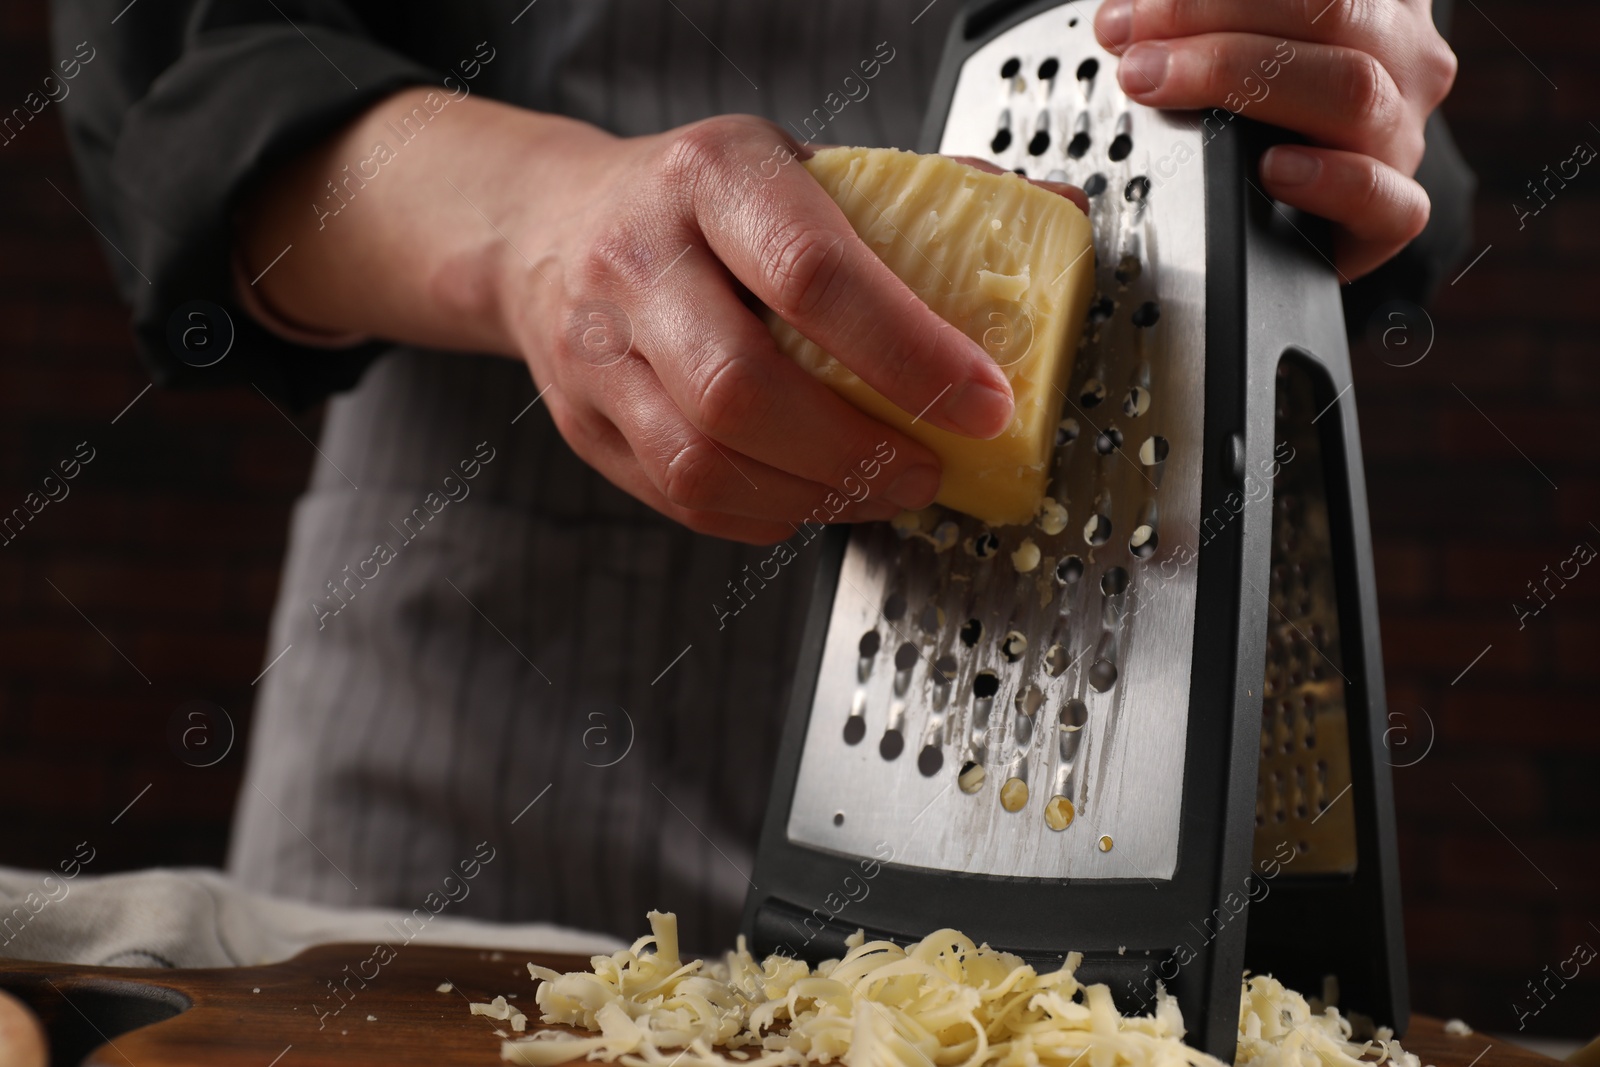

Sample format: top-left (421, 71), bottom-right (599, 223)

top-left (1001, 57), bottom-right (1021, 78)
top-left (933, 654), bottom-right (958, 684)
top-left (973, 670), bottom-right (1000, 699)
top-left (991, 128), bottom-right (1013, 154)
top-left (1013, 714), bottom-right (1034, 747)
top-left (858, 630), bottom-right (881, 658)
top-left (879, 729), bottom-right (905, 761)
top-left (884, 591), bottom-right (907, 620)
top-left (959, 618), bottom-right (983, 646)
top-left (1094, 426), bottom-right (1124, 453)
top-left (1038, 58), bottom-right (1060, 80)
top-left (833, 812), bottom-right (844, 826)
top-left (1108, 133), bottom-right (1133, 162)
top-left (1088, 658), bottom-right (1118, 691)
top-left (1057, 417), bottom-right (1080, 445)
top-left (894, 642), bottom-right (919, 671)
top-left (1084, 513), bottom-right (1112, 546)
top-left (1139, 435), bottom-right (1170, 466)
top-left (1068, 16), bottom-right (1079, 27)
top-left (1061, 699), bottom-right (1088, 730)
top-left (1056, 555), bottom-right (1085, 584)
top-left (1130, 524), bottom-right (1159, 559)
top-left (843, 717), bottom-right (866, 745)
top-left (972, 531), bottom-right (1001, 559)
top-left (1015, 684), bottom-right (1044, 716)
top-left (1132, 300), bottom-right (1161, 327)
top-left (918, 605), bottom-right (942, 632)
top-left (1083, 173), bottom-right (1107, 197)
top-left (1028, 130), bottom-right (1051, 156)
top-left (1123, 386), bottom-right (1151, 417)
top-left (1115, 253), bottom-right (1142, 284)
top-left (1045, 796), bottom-right (1075, 831)
top-left (1000, 777), bottom-right (1029, 812)
top-left (1002, 631), bottom-right (1029, 662)
top-left (958, 760), bottom-right (986, 793)
top-left (1067, 131), bottom-right (1091, 159)
top-left (918, 745), bottom-right (943, 777)
top-left (1076, 57), bottom-right (1098, 81)
top-left (1044, 644), bottom-right (1070, 676)
top-left (1125, 175), bottom-right (1152, 202)
top-left (1100, 567), bottom-right (1129, 596)
top-left (1088, 298), bottom-right (1114, 324)
top-left (1013, 167), bottom-right (1027, 176)
top-left (1081, 378), bottom-right (1107, 406)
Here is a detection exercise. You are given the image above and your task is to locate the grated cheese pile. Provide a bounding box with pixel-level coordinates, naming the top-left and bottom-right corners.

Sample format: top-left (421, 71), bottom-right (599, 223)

top-left (482, 912), bottom-right (1420, 1067)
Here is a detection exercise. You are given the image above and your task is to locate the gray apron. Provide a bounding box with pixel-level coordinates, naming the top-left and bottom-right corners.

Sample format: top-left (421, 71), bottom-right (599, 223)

top-left (227, 0), bottom-right (955, 954)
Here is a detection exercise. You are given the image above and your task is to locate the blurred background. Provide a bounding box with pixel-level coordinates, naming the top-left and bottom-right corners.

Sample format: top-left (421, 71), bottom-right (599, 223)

top-left (1, 0), bottom-right (1596, 1043)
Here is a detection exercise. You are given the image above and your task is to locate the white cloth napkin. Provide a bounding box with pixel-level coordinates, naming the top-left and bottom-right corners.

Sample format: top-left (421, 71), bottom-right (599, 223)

top-left (0, 866), bottom-right (625, 969)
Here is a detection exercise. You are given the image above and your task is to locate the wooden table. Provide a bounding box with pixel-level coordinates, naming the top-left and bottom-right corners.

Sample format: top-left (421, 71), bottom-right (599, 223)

top-left (0, 944), bottom-right (1561, 1067)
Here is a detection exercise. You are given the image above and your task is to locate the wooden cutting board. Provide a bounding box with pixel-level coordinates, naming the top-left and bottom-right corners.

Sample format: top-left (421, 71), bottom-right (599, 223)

top-left (0, 944), bottom-right (1562, 1067)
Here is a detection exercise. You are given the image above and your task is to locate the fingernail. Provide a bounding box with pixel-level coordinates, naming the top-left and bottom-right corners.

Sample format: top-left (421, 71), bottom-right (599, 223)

top-left (944, 377), bottom-right (1014, 439)
top-left (1119, 42), bottom-right (1168, 94)
top-left (1098, 0), bottom-right (1132, 49)
top-left (885, 465), bottom-right (941, 510)
top-left (1263, 146), bottom-right (1320, 186)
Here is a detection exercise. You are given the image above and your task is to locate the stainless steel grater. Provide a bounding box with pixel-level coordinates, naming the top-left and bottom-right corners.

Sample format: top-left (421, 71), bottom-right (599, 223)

top-left (745, 1), bottom-right (1409, 1057)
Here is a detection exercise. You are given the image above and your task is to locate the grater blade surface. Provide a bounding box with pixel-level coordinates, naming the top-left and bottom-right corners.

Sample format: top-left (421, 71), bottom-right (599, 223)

top-left (785, 0), bottom-right (1210, 881)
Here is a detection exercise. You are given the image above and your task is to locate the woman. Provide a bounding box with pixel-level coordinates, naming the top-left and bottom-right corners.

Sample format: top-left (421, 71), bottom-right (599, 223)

top-left (52, 0), bottom-right (1470, 952)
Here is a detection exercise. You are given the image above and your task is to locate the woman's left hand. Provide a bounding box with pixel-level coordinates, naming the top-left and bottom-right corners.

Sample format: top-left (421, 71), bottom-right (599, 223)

top-left (1095, 0), bottom-right (1457, 279)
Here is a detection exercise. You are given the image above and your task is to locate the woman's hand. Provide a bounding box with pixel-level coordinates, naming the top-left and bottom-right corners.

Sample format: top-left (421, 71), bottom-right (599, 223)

top-left (496, 117), bottom-right (1088, 544)
top-left (1094, 0), bottom-right (1457, 279)
top-left (240, 97), bottom-right (1087, 544)
top-left (495, 116), bottom-right (1015, 543)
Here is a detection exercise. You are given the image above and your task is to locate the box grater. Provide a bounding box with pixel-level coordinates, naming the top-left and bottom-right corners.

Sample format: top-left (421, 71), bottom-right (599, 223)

top-left (743, 0), bottom-right (1409, 1057)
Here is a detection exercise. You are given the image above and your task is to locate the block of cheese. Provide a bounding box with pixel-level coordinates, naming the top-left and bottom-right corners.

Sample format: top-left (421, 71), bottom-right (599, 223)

top-left (765, 146), bottom-right (1095, 527)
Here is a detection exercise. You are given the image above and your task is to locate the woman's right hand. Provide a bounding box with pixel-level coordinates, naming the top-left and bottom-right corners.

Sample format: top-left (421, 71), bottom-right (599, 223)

top-left (493, 115), bottom-right (1029, 544)
top-left (242, 97), bottom-right (1089, 544)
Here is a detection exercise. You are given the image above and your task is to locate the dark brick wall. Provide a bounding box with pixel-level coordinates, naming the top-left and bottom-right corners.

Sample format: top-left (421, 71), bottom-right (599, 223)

top-left (0, 2), bottom-right (310, 885)
top-left (2, 0), bottom-right (1596, 1038)
top-left (1356, 0), bottom-right (1600, 1035)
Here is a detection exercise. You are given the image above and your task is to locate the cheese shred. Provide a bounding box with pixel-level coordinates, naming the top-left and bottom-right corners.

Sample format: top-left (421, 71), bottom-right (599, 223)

top-left (493, 912), bottom-right (1419, 1067)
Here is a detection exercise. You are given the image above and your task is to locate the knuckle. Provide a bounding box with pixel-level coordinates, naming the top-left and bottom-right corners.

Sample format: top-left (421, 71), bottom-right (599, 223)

top-left (1336, 51), bottom-right (1407, 149)
top-left (758, 221), bottom-right (850, 320)
top-left (692, 349), bottom-right (774, 440)
top-left (1338, 49), bottom-right (1391, 118)
top-left (582, 226), bottom-right (656, 295)
top-left (659, 120), bottom-right (727, 189)
top-left (547, 396), bottom-right (609, 461)
top-left (659, 116), bottom-right (770, 211)
top-left (1357, 165), bottom-right (1429, 242)
top-left (859, 290), bottom-right (945, 392)
top-left (1425, 38), bottom-right (1459, 101)
top-left (659, 437), bottom-right (727, 511)
top-left (1398, 183), bottom-right (1431, 241)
